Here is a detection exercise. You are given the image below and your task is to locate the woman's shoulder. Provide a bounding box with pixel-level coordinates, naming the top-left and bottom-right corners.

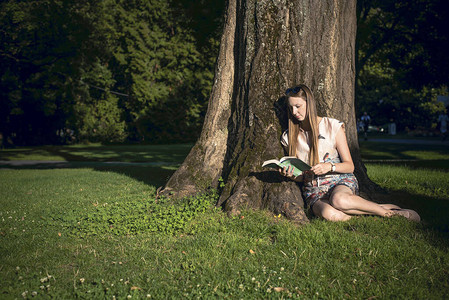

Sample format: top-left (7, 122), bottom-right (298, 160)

top-left (323, 116), bottom-right (342, 122)
top-left (321, 117), bottom-right (344, 127)
top-left (321, 117), bottom-right (345, 138)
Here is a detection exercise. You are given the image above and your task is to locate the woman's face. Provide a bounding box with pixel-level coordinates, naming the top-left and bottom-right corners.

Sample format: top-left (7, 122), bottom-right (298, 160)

top-left (288, 96), bottom-right (307, 122)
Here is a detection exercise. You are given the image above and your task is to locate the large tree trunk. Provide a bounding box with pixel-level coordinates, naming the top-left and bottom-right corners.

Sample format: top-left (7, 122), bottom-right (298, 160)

top-left (163, 0), bottom-right (367, 222)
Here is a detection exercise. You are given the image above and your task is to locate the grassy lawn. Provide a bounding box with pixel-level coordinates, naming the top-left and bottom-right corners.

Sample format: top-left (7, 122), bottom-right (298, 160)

top-left (1, 142), bottom-right (448, 299)
top-left (0, 143), bottom-right (194, 163)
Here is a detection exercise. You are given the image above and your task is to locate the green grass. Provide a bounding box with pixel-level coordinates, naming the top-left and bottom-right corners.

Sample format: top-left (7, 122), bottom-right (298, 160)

top-left (360, 132), bottom-right (444, 141)
top-left (1, 142), bottom-right (449, 298)
top-left (360, 141), bottom-right (449, 172)
top-left (0, 143), bottom-right (194, 162)
top-left (360, 140), bottom-right (449, 231)
top-left (360, 141), bottom-right (449, 160)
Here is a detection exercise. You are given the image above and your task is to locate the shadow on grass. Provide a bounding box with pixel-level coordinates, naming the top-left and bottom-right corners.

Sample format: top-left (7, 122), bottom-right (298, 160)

top-left (0, 144), bottom-right (194, 163)
top-left (92, 165), bottom-right (177, 188)
top-left (359, 142), bottom-right (449, 161)
top-left (375, 188), bottom-right (449, 236)
top-left (0, 144), bottom-right (194, 188)
top-left (0, 162), bottom-right (178, 189)
top-left (365, 160), bottom-right (449, 172)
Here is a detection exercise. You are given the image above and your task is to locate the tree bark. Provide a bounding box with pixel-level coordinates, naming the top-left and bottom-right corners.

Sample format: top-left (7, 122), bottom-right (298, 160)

top-left (163, 0), bottom-right (364, 223)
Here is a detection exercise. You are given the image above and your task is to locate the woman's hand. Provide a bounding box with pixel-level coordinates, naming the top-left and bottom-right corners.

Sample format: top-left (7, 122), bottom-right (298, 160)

top-left (279, 165), bottom-right (295, 179)
top-left (279, 166), bottom-right (303, 181)
top-left (310, 162), bottom-right (332, 176)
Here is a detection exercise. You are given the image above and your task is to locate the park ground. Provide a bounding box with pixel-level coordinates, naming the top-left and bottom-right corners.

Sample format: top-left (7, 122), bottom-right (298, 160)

top-left (0, 136), bottom-right (448, 299)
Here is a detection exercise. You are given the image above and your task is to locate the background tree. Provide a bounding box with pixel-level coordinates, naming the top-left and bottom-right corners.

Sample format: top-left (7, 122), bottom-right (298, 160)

top-left (163, 0), bottom-right (359, 222)
top-left (0, 0), bottom-right (223, 146)
top-left (355, 0), bottom-right (449, 131)
top-left (3, 0), bottom-right (446, 147)
top-left (102, 0), bottom-right (208, 142)
top-left (0, 1), bottom-right (107, 145)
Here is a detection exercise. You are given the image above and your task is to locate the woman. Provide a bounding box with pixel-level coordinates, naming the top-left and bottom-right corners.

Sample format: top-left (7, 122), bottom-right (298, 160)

top-left (279, 84), bottom-right (420, 222)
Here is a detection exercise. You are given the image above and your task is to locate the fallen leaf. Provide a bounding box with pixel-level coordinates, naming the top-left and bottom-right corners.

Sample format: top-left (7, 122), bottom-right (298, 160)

top-left (249, 249), bottom-right (256, 254)
top-left (58, 232), bottom-right (61, 237)
top-left (274, 287), bottom-right (285, 292)
top-left (131, 286), bottom-right (141, 291)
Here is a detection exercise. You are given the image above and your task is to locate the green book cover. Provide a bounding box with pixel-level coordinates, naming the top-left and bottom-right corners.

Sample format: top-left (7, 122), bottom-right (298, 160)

top-left (262, 156), bottom-right (311, 177)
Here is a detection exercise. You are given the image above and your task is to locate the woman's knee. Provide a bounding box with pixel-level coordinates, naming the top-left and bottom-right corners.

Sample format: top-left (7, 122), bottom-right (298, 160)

top-left (329, 192), bottom-right (352, 211)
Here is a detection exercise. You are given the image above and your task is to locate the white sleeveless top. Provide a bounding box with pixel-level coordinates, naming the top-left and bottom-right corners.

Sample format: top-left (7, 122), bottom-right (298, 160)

top-left (281, 117), bottom-right (344, 164)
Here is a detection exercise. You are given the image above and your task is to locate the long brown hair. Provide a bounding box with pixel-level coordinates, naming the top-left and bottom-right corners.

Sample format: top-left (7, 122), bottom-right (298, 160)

top-left (285, 84), bottom-right (320, 166)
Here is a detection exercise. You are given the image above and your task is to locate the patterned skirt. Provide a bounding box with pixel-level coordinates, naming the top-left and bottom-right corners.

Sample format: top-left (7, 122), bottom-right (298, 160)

top-left (302, 173), bottom-right (359, 208)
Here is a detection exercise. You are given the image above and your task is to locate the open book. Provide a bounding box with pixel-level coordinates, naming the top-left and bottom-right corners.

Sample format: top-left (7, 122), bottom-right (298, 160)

top-left (262, 156), bottom-right (311, 177)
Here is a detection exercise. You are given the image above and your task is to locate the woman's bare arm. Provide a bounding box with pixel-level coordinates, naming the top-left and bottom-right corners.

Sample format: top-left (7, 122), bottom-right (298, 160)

top-left (310, 126), bottom-right (354, 175)
top-left (334, 126), bottom-right (354, 173)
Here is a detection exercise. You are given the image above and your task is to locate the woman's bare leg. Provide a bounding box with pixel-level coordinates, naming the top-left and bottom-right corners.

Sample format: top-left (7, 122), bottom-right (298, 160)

top-left (313, 186), bottom-right (420, 221)
top-left (312, 199), bottom-right (352, 221)
top-left (329, 185), bottom-right (394, 216)
top-left (380, 204), bottom-right (401, 210)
